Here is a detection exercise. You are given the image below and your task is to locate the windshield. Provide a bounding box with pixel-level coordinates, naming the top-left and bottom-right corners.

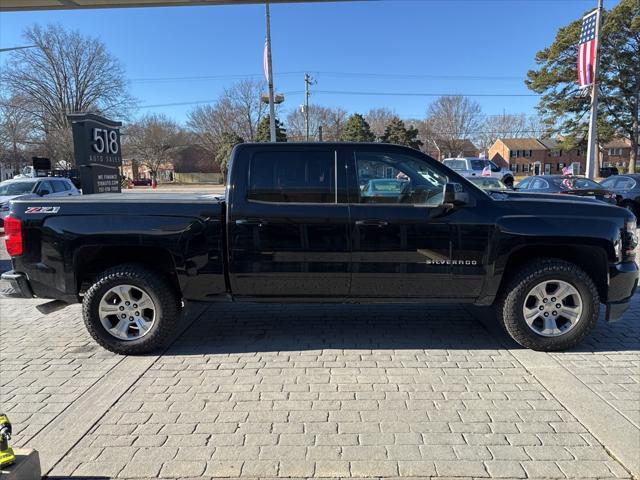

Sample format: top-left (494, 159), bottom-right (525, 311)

top-left (442, 159), bottom-right (467, 171)
top-left (0, 182), bottom-right (35, 196)
top-left (550, 177), bottom-right (603, 191)
top-left (470, 178), bottom-right (506, 190)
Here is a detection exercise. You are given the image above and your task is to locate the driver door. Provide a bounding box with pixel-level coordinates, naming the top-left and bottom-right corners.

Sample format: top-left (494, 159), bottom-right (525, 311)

top-left (347, 147), bottom-right (455, 298)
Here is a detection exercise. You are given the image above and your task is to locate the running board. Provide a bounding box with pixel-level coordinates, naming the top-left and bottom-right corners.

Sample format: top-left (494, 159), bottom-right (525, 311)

top-left (36, 300), bottom-right (69, 315)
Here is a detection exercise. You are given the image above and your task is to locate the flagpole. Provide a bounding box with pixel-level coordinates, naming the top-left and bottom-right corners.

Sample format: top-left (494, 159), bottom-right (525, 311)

top-left (265, 0), bottom-right (277, 143)
top-left (585, 0), bottom-right (604, 179)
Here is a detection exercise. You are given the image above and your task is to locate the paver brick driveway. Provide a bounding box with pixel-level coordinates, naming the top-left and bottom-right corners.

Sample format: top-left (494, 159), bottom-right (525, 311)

top-left (0, 268), bottom-right (638, 479)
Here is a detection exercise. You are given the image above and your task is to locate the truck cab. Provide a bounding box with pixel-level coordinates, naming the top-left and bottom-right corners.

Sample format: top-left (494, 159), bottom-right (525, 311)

top-left (442, 157), bottom-right (514, 188)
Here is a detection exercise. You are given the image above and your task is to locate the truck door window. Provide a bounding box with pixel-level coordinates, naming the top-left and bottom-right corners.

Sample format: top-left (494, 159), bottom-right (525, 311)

top-left (248, 150), bottom-right (336, 203)
top-left (356, 152), bottom-right (448, 206)
top-left (51, 181), bottom-right (66, 193)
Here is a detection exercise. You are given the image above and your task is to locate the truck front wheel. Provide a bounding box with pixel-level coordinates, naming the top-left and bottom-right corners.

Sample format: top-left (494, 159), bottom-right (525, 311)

top-left (498, 259), bottom-right (599, 351)
top-left (82, 264), bottom-right (181, 355)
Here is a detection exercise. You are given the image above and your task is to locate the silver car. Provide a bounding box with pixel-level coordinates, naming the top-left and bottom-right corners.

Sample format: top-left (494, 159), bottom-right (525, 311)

top-left (442, 157), bottom-right (514, 188)
top-left (0, 177), bottom-right (80, 227)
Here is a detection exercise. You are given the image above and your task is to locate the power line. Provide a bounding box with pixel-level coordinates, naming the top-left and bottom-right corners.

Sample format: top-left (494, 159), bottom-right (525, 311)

top-left (314, 90), bottom-right (540, 98)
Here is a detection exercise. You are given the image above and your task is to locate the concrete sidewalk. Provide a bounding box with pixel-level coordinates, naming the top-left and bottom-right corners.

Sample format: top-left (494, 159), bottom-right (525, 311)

top-left (0, 293), bottom-right (638, 479)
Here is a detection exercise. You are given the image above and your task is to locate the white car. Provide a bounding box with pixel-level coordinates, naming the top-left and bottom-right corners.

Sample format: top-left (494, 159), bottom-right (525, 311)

top-left (442, 157), bottom-right (515, 188)
top-left (0, 177), bottom-right (80, 227)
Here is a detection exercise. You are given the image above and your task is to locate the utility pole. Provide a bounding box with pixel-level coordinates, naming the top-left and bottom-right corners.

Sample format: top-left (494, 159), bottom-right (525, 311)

top-left (264, 0), bottom-right (276, 142)
top-left (585, 0), bottom-right (604, 179)
top-left (304, 73), bottom-right (314, 141)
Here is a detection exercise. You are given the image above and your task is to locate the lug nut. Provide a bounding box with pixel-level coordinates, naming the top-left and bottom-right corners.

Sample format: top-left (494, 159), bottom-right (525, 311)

top-left (556, 304), bottom-right (561, 309)
top-left (125, 301), bottom-right (130, 306)
top-left (551, 297), bottom-right (556, 302)
top-left (543, 298), bottom-right (548, 303)
top-left (539, 306), bottom-right (544, 310)
top-left (135, 311), bottom-right (139, 316)
top-left (121, 314), bottom-right (126, 319)
top-left (552, 311), bottom-right (557, 315)
top-left (129, 316), bottom-right (134, 321)
top-left (119, 306), bottom-right (124, 311)
top-left (133, 304), bottom-right (138, 308)
top-left (544, 312), bottom-right (549, 317)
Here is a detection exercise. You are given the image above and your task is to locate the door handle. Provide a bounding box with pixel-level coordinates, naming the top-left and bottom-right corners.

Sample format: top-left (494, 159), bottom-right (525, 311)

top-left (355, 219), bottom-right (388, 227)
top-left (235, 218), bottom-right (269, 226)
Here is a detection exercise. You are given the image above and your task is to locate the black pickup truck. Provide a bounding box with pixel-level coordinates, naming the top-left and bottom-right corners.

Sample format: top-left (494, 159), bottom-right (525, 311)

top-left (2, 143), bottom-right (638, 354)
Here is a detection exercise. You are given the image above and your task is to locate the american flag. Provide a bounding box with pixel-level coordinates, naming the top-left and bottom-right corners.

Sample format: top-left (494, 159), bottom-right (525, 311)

top-left (263, 40), bottom-right (271, 84)
top-left (577, 10), bottom-right (598, 87)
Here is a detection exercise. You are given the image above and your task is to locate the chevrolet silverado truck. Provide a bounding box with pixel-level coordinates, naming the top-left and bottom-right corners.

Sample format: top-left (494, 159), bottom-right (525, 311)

top-left (2, 143), bottom-right (637, 354)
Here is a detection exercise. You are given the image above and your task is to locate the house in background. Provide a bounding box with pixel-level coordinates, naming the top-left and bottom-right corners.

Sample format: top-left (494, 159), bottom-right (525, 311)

top-left (425, 139), bottom-right (479, 160)
top-left (601, 138), bottom-right (632, 170)
top-left (488, 138), bottom-right (552, 174)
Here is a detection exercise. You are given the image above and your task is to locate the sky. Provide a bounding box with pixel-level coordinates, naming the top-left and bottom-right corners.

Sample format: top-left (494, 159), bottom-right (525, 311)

top-left (0, 0), bottom-right (612, 125)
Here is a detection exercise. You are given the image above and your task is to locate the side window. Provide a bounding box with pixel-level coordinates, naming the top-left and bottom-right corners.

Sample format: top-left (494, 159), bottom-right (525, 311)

top-left (355, 151), bottom-right (448, 206)
top-left (518, 178), bottom-right (531, 189)
top-left (51, 181), bottom-right (66, 193)
top-left (248, 150), bottom-right (336, 203)
top-left (37, 180), bottom-right (53, 195)
top-left (530, 178), bottom-right (548, 190)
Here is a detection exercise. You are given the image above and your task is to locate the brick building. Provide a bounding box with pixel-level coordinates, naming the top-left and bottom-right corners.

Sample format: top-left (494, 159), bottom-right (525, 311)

top-left (489, 138), bottom-right (588, 176)
top-left (601, 138), bottom-right (632, 170)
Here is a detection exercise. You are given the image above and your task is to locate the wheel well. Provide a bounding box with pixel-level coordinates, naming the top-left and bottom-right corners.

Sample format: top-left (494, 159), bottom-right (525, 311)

top-left (499, 245), bottom-right (609, 302)
top-left (75, 246), bottom-right (179, 294)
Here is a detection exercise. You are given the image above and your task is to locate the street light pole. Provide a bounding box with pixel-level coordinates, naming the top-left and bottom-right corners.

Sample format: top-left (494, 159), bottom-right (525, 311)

top-left (265, 0), bottom-right (277, 142)
top-left (304, 73), bottom-right (314, 141)
top-left (0, 45), bottom-right (38, 53)
top-left (585, 0), bottom-right (604, 179)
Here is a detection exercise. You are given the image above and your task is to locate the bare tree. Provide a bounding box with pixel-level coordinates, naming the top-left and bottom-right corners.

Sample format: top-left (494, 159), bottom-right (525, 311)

top-left (0, 24), bottom-right (135, 165)
top-left (365, 108), bottom-right (397, 140)
top-left (123, 114), bottom-right (187, 180)
top-left (426, 96), bottom-right (482, 157)
top-left (321, 107), bottom-right (348, 141)
top-left (0, 96), bottom-right (35, 172)
top-left (223, 79), bottom-right (268, 142)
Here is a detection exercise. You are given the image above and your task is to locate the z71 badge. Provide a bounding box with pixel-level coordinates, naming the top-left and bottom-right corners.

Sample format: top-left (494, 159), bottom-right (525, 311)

top-left (25, 206), bottom-right (60, 214)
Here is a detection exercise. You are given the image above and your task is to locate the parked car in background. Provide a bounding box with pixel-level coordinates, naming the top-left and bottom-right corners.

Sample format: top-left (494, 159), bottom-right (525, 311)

top-left (442, 157), bottom-right (515, 188)
top-left (132, 178), bottom-right (152, 186)
top-left (515, 175), bottom-right (617, 205)
top-left (468, 177), bottom-right (510, 191)
top-left (599, 174), bottom-right (640, 215)
top-left (360, 179), bottom-right (407, 202)
top-left (599, 166), bottom-right (619, 178)
top-left (0, 177), bottom-right (80, 227)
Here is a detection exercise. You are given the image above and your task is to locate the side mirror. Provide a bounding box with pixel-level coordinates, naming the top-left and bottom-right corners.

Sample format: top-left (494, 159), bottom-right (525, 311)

top-left (39, 189), bottom-right (50, 196)
top-left (443, 182), bottom-right (467, 206)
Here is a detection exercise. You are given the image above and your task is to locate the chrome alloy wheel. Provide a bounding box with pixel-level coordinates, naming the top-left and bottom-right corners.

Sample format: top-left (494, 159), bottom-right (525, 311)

top-left (522, 280), bottom-right (583, 337)
top-left (98, 285), bottom-right (156, 341)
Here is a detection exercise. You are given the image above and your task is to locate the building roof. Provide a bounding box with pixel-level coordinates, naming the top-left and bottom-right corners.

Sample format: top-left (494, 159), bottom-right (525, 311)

top-left (499, 138), bottom-right (547, 150)
top-left (538, 138), bottom-right (561, 150)
top-left (603, 137), bottom-right (631, 149)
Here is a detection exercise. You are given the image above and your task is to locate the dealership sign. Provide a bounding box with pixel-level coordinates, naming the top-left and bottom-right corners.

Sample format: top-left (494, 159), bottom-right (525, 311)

top-left (68, 113), bottom-right (122, 194)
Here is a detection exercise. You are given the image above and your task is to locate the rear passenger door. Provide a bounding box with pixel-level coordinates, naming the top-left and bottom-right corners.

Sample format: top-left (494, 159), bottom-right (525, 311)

top-left (228, 145), bottom-right (351, 298)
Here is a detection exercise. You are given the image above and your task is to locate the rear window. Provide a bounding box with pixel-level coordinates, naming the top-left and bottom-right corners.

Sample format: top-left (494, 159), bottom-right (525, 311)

top-left (443, 159), bottom-right (467, 171)
top-left (248, 150), bottom-right (336, 203)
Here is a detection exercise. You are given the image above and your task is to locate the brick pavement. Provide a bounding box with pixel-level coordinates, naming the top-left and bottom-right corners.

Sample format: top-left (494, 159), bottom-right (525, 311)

top-left (1, 295), bottom-right (637, 479)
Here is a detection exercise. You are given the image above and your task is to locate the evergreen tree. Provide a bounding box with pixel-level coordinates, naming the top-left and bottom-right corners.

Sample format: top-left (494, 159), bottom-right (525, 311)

top-left (381, 117), bottom-right (423, 150)
top-left (215, 132), bottom-right (244, 182)
top-left (339, 113), bottom-right (375, 142)
top-left (526, 0), bottom-right (639, 172)
top-left (256, 115), bottom-right (287, 142)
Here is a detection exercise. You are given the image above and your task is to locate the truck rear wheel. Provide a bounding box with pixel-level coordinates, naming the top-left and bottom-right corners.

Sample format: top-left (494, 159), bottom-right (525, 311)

top-left (82, 264), bottom-right (181, 355)
top-left (498, 259), bottom-right (599, 351)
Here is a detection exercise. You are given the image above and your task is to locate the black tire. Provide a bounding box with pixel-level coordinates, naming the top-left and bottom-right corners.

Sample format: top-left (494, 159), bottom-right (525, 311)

top-left (497, 258), bottom-right (599, 351)
top-left (82, 263), bottom-right (181, 355)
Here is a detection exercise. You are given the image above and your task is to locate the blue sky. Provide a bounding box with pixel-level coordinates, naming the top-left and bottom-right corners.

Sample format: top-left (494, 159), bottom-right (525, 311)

top-left (0, 0), bottom-right (610, 124)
